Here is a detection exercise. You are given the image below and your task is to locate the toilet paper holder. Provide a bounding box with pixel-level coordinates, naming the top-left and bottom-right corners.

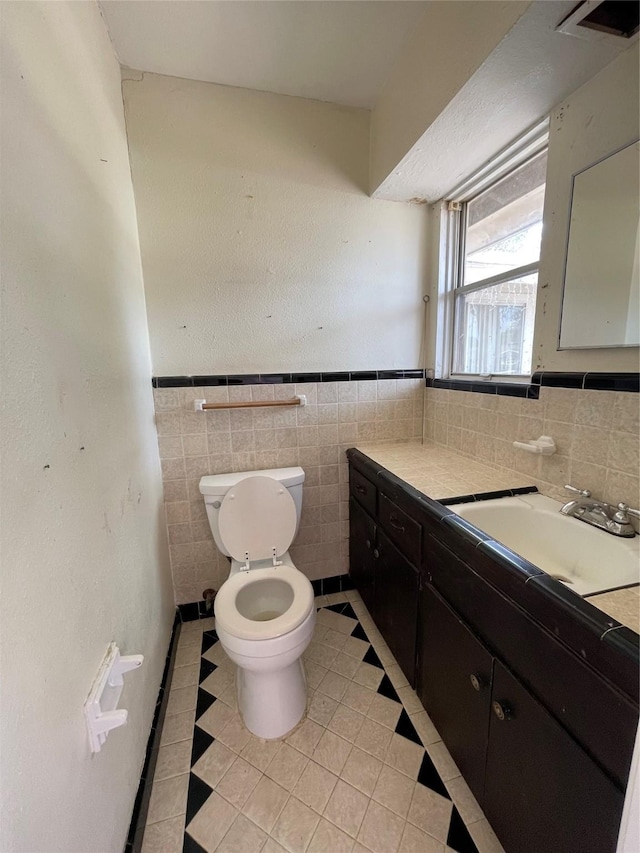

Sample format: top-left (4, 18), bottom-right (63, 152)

top-left (84, 643), bottom-right (144, 753)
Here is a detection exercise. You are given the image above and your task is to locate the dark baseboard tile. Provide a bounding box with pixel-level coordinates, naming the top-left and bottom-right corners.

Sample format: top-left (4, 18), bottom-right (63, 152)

top-left (311, 573), bottom-right (355, 597)
top-left (152, 370), bottom-right (425, 389)
top-left (177, 601), bottom-right (216, 622)
top-left (127, 612), bottom-right (180, 853)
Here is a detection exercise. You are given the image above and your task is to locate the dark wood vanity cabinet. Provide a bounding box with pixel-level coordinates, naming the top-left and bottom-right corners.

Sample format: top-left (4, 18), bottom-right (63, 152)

top-left (417, 584), bottom-right (493, 802)
top-left (418, 580), bottom-right (625, 853)
top-left (484, 660), bottom-right (623, 853)
top-left (347, 450), bottom-right (637, 853)
top-left (348, 461), bottom-right (419, 686)
top-left (348, 497), bottom-right (376, 614)
top-left (374, 530), bottom-right (419, 687)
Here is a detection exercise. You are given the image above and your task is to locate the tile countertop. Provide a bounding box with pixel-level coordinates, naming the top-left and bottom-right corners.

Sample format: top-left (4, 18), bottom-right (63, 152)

top-left (354, 440), bottom-right (640, 635)
top-left (587, 587), bottom-right (640, 635)
top-left (354, 440), bottom-right (536, 501)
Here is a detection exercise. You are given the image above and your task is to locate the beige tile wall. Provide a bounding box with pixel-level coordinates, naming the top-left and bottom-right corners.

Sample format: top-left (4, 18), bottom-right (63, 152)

top-left (155, 380), bottom-right (424, 603)
top-left (424, 386), bottom-right (640, 511)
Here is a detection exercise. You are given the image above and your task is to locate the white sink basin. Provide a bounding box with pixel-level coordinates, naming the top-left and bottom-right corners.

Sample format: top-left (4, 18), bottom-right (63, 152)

top-left (453, 493), bottom-right (640, 596)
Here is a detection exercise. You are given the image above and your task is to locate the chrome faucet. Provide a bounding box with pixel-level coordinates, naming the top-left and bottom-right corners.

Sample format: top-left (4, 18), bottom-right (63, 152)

top-left (560, 484), bottom-right (639, 538)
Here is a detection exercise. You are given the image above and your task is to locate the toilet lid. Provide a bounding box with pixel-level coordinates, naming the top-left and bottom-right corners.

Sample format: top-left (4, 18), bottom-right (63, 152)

top-left (218, 476), bottom-right (297, 563)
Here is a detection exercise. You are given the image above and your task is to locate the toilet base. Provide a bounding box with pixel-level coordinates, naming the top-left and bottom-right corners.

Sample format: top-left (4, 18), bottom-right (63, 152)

top-left (237, 658), bottom-right (308, 739)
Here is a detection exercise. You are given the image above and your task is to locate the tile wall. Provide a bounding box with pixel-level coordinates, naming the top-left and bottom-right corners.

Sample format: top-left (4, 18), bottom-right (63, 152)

top-left (423, 386), bottom-right (640, 510)
top-left (155, 380), bottom-right (424, 603)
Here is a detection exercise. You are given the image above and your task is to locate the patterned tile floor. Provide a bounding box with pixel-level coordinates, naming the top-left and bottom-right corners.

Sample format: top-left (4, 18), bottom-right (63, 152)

top-left (142, 592), bottom-right (505, 853)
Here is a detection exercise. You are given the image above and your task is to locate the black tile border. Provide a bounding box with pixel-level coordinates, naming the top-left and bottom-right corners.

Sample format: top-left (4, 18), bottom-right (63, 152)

top-left (152, 370), bottom-right (425, 389)
top-left (440, 485), bottom-right (538, 506)
top-left (426, 377), bottom-right (539, 399)
top-left (583, 581), bottom-right (640, 599)
top-left (427, 372), bottom-right (640, 397)
top-left (155, 371), bottom-right (638, 393)
top-left (531, 372), bottom-right (639, 393)
top-left (127, 612), bottom-right (180, 853)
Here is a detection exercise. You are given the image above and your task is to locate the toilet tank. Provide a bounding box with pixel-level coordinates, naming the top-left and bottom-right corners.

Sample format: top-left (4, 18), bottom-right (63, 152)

top-left (199, 467), bottom-right (305, 557)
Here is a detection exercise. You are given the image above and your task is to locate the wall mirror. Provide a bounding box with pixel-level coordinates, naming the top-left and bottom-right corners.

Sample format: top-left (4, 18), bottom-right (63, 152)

top-left (559, 139), bottom-right (639, 349)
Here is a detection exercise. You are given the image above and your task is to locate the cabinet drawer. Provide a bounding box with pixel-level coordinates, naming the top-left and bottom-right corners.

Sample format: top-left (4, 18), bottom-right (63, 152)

top-left (379, 493), bottom-right (421, 566)
top-left (350, 468), bottom-right (377, 518)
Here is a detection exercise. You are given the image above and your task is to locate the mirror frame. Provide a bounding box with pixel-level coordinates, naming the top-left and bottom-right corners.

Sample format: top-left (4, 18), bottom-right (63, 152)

top-left (557, 137), bottom-right (640, 351)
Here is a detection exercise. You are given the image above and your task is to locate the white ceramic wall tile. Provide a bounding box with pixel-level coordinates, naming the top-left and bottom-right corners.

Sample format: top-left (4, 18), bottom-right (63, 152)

top-left (154, 380), bottom-right (423, 603)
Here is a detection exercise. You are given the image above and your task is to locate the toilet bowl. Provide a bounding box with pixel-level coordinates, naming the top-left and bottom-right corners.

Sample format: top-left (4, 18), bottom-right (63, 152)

top-left (200, 468), bottom-right (315, 739)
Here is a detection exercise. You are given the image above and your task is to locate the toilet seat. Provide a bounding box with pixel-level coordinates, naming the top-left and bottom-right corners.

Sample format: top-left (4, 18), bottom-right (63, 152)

top-left (218, 476), bottom-right (297, 566)
top-left (214, 564), bottom-right (314, 641)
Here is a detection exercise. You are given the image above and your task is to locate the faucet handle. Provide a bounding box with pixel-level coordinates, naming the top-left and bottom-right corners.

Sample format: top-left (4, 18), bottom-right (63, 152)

top-left (615, 503), bottom-right (640, 520)
top-left (564, 484), bottom-right (592, 498)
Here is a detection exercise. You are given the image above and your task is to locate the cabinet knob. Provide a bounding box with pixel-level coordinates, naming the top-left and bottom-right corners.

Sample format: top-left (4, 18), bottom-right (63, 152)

top-left (365, 539), bottom-right (371, 549)
top-left (373, 548), bottom-right (380, 559)
top-left (469, 674), bottom-right (483, 692)
top-left (356, 484), bottom-right (366, 495)
top-left (492, 701), bottom-right (513, 721)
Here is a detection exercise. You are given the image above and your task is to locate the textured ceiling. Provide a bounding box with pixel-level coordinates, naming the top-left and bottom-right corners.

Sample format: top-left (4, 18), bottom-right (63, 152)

top-left (100, 0), bottom-right (428, 109)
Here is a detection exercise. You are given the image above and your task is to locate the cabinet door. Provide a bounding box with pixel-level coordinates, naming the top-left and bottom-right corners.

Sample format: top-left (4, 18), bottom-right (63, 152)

top-left (374, 531), bottom-right (419, 686)
top-left (417, 584), bottom-right (493, 802)
top-left (484, 660), bottom-right (624, 853)
top-left (348, 497), bottom-right (376, 613)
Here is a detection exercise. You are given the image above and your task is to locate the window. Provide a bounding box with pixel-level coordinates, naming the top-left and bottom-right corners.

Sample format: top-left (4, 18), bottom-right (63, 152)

top-left (440, 135), bottom-right (548, 380)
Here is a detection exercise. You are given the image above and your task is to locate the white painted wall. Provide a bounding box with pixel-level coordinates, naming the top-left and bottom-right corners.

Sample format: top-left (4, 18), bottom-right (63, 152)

top-left (122, 72), bottom-right (429, 377)
top-left (534, 43), bottom-right (640, 371)
top-left (0, 4), bottom-right (174, 852)
top-left (369, 0), bottom-right (530, 196)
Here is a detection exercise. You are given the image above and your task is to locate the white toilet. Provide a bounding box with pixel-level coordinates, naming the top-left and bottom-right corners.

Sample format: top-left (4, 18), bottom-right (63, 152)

top-left (199, 466), bottom-right (315, 739)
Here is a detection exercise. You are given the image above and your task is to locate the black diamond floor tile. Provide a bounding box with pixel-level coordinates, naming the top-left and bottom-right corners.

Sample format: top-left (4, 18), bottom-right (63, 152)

top-left (395, 708), bottom-right (422, 745)
top-left (417, 750), bottom-right (450, 799)
top-left (324, 602), bottom-right (348, 614)
top-left (183, 831), bottom-right (208, 853)
top-left (195, 688), bottom-right (215, 721)
top-left (201, 632), bottom-right (218, 654)
top-left (363, 646), bottom-right (384, 669)
top-left (198, 659), bottom-right (216, 683)
top-left (185, 773), bottom-right (213, 825)
top-left (190, 725), bottom-right (214, 766)
top-left (341, 603), bottom-right (358, 620)
top-left (447, 805), bottom-right (480, 853)
top-left (377, 673), bottom-right (401, 703)
top-left (350, 622), bottom-right (369, 642)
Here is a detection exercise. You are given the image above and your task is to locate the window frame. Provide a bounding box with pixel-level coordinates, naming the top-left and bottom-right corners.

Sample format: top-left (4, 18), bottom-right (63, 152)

top-left (435, 121), bottom-right (549, 383)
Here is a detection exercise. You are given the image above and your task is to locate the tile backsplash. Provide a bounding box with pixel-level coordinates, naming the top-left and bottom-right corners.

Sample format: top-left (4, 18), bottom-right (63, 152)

top-left (154, 379), bottom-right (423, 603)
top-left (423, 385), bottom-right (640, 513)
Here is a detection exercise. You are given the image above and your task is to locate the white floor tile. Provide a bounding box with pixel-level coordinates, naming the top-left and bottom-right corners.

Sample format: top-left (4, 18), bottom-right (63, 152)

top-left (142, 599), bottom-right (502, 853)
top-left (324, 779), bottom-right (369, 838)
